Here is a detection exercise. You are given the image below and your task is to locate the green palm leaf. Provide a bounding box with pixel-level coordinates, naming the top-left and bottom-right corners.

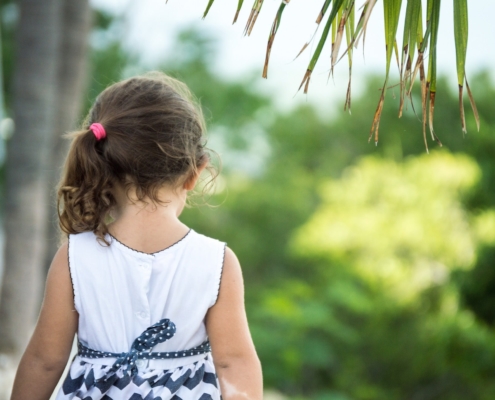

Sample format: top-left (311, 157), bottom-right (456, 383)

top-left (294, 0), bottom-right (332, 62)
top-left (454, 0), bottom-right (479, 133)
top-left (203, 0), bottom-right (215, 19)
top-left (196, 0), bottom-right (477, 148)
top-left (344, 2), bottom-right (355, 112)
top-left (369, 0), bottom-right (402, 145)
top-left (233, 0), bottom-right (245, 24)
top-left (263, 1), bottom-right (289, 78)
top-left (426, 0), bottom-right (442, 145)
top-left (245, 0), bottom-right (265, 36)
top-left (399, 0), bottom-right (421, 117)
top-left (331, 0), bottom-right (355, 78)
top-left (299, 0), bottom-right (345, 93)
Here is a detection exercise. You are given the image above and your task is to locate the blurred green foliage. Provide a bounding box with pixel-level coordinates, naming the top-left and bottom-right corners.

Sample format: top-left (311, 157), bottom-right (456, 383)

top-left (171, 29), bottom-right (495, 399)
top-left (2, 4), bottom-right (495, 398)
top-left (287, 153), bottom-right (495, 398)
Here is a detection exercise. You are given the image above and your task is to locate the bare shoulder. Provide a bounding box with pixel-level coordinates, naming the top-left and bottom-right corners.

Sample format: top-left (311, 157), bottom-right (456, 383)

top-left (50, 240), bottom-right (70, 276)
top-left (44, 241), bottom-right (73, 299)
top-left (220, 246), bottom-right (244, 296)
top-left (41, 239), bottom-right (76, 324)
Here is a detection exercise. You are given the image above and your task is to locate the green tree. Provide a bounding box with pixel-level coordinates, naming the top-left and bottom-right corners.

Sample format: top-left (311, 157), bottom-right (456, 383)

top-left (254, 153), bottom-right (495, 398)
top-left (0, 0), bottom-right (91, 359)
top-left (178, 50), bottom-right (495, 396)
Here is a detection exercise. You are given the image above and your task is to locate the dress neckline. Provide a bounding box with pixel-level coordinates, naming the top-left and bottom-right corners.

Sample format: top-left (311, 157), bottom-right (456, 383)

top-left (106, 229), bottom-right (193, 257)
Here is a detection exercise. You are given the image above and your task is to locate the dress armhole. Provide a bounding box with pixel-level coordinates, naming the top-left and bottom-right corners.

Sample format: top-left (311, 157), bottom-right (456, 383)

top-left (67, 234), bottom-right (80, 313)
top-left (210, 242), bottom-right (227, 308)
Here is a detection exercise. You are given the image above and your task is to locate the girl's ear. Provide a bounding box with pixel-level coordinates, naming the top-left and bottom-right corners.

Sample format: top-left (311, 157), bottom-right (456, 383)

top-left (183, 162), bottom-right (208, 191)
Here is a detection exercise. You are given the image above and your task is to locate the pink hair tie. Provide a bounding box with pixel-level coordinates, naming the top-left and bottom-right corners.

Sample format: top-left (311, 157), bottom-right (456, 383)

top-left (90, 123), bottom-right (106, 141)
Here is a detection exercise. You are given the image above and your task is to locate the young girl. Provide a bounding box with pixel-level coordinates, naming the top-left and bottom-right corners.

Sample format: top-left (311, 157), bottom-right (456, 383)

top-left (10, 72), bottom-right (263, 400)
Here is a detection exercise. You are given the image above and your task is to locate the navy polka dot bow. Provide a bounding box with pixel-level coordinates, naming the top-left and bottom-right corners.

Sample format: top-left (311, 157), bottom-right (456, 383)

top-left (77, 318), bottom-right (211, 379)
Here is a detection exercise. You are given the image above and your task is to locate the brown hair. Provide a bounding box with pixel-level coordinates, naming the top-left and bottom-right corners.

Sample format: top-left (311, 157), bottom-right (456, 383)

top-left (57, 71), bottom-right (213, 245)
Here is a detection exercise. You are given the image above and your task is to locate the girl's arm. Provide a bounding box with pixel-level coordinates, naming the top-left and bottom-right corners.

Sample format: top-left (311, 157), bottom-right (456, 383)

top-left (206, 247), bottom-right (263, 400)
top-left (10, 242), bottom-right (78, 400)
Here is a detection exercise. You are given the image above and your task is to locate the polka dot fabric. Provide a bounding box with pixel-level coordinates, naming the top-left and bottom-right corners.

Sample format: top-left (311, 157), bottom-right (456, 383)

top-left (77, 319), bottom-right (212, 376)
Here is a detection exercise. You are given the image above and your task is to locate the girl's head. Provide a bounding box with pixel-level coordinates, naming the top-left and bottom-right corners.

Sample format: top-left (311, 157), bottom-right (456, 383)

top-left (58, 71), bottom-right (212, 244)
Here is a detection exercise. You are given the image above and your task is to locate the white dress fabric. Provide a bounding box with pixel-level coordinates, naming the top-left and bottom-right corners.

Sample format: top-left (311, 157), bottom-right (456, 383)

top-left (55, 229), bottom-right (226, 400)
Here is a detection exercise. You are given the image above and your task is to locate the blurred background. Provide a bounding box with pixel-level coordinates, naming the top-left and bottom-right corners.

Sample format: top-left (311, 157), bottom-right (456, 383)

top-left (1, 0), bottom-right (495, 399)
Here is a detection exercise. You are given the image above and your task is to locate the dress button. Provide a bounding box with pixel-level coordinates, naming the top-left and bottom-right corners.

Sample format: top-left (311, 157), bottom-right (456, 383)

top-left (137, 311), bottom-right (148, 319)
top-left (136, 359), bottom-right (146, 368)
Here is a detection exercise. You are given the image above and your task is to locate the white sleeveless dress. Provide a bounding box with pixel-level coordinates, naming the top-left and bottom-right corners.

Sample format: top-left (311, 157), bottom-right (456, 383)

top-left (55, 229), bottom-right (226, 400)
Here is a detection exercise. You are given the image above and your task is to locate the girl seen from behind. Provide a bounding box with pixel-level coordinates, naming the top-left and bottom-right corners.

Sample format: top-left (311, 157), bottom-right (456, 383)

top-left (10, 72), bottom-right (263, 400)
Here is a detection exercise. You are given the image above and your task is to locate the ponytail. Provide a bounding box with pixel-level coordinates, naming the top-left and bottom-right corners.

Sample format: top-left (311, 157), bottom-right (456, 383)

top-left (57, 128), bottom-right (116, 245)
top-left (57, 72), bottom-right (214, 246)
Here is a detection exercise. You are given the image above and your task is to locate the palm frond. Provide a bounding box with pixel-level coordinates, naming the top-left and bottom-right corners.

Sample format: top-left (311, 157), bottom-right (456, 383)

top-left (263, 1), bottom-right (289, 78)
top-left (299, 0), bottom-right (346, 94)
top-left (344, 2), bottom-right (355, 112)
top-left (203, 0), bottom-right (215, 19)
top-left (426, 0), bottom-right (442, 145)
top-left (245, 0), bottom-right (265, 36)
top-left (233, 0), bottom-right (245, 24)
top-left (453, 0), bottom-right (479, 133)
top-left (369, 0), bottom-right (402, 145)
top-left (196, 0), bottom-right (477, 148)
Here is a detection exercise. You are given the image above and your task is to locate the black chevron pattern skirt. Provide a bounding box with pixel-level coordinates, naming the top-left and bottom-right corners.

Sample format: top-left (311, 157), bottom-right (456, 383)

top-left (54, 354), bottom-right (221, 400)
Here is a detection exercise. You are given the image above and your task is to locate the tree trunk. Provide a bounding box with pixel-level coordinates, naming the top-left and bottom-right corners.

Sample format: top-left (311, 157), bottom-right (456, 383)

top-left (45, 0), bottom-right (91, 268)
top-left (0, 0), bottom-right (61, 356)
